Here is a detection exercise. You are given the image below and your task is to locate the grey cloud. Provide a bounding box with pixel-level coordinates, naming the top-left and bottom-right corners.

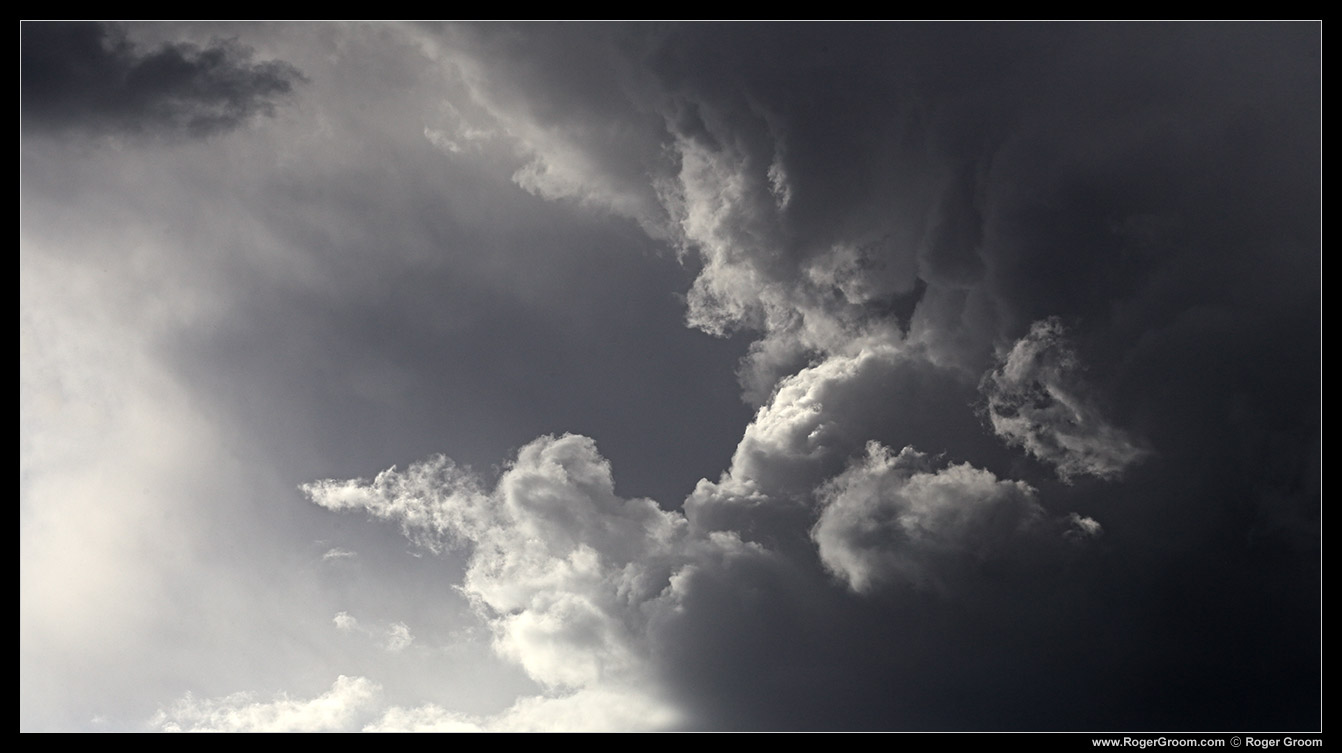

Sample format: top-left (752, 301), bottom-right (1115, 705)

top-left (392, 23), bottom-right (1318, 730)
top-left (684, 345), bottom-right (1013, 546)
top-left (306, 416), bottom-right (1102, 728)
top-left (307, 418), bottom-right (1078, 724)
top-left (22, 22), bottom-right (1318, 732)
top-left (811, 442), bottom-right (1085, 594)
top-left (21, 22), bottom-right (303, 138)
top-left (982, 317), bottom-right (1149, 482)
top-left (434, 25), bottom-right (944, 403)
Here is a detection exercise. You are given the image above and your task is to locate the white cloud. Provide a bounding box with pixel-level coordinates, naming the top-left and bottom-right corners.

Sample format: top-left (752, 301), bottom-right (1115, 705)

top-left (368, 685), bottom-right (681, 732)
top-left (151, 675), bottom-right (381, 732)
top-left (306, 405), bottom-right (1106, 725)
top-left (332, 611), bottom-right (359, 632)
top-left (364, 703), bottom-right (483, 732)
top-left (982, 317), bottom-right (1149, 482)
top-left (304, 434), bottom-right (701, 725)
top-left (301, 454), bottom-right (491, 554)
top-left (152, 674), bottom-right (679, 733)
top-left (321, 547), bottom-right (357, 561)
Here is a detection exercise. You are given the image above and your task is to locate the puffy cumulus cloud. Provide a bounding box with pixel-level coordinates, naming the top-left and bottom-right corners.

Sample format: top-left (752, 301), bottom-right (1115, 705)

top-left (721, 350), bottom-right (892, 497)
top-left (332, 611), bottom-right (359, 632)
top-left (306, 418), bottom-right (1094, 728)
top-left (684, 341), bottom-right (1012, 545)
top-left (811, 442), bottom-right (1097, 594)
top-left (21, 22), bottom-right (304, 138)
top-left (683, 348), bottom-right (902, 541)
top-left (151, 675), bottom-right (380, 732)
top-left (981, 318), bottom-right (1149, 482)
top-left (659, 102), bottom-right (940, 404)
top-left (304, 433), bottom-right (736, 727)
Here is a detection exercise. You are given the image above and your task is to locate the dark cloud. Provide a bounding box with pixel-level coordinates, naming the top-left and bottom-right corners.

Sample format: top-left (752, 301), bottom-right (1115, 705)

top-left (359, 22), bottom-right (1318, 730)
top-left (981, 317), bottom-right (1149, 482)
top-left (22, 22), bottom-right (1319, 732)
top-left (21, 22), bottom-right (303, 137)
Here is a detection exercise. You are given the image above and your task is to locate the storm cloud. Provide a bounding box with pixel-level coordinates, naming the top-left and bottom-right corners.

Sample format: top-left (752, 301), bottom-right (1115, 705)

top-left (21, 22), bottom-right (303, 137)
top-left (21, 22), bottom-right (1318, 732)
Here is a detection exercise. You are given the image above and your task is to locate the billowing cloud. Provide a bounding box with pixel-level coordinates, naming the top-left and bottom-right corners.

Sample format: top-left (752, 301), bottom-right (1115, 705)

top-left (151, 675), bottom-right (380, 732)
top-left (295, 24), bottom-right (1315, 730)
top-left (21, 22), bottom-right (303, 137)
top-left (305, 413), bottom-right (1094, 728)
top-left (22, 23), bottom-right (1317, 733)
top-left (304, 433), bottom-right (729, 726)
top-left (981, 318), bottom-right (1148, 482)
top-left (812, 441), bottom-right (1096, 594)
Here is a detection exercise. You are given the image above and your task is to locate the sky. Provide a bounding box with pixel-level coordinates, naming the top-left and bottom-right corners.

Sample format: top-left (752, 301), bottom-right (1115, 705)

top-left (20, 22), bottom-right (1320, 732)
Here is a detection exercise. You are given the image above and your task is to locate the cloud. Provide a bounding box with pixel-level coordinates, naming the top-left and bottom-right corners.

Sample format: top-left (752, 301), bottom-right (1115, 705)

top-left (811, 441), bottom-right (1094, 594)
top-left (310, 25), bottom-right (1315, 729)
top-left (304, 433), bottom-right (714, 725)
top-left (305, 413), bottom-right (1098, 728)
top-left (422, 25), bottom-right (946, 411)
top-left (321, 547), bottom-right (357, 561)
top-left (332, 612), bottom-right (414, 653)
top-left (152, 673), bottom-right (677, 732)
top-left (22, 23), bottom-right (1315, 732)
top-left (981, 318), bottom-right (1149, 482)
top-left (21, 22), bottom-right (303, 138)
top-left (368, 686), bottom-right (682, 732)
top-left (383, 623), bottom-right (414, 652)
top-left (332, 611), bottom-right (359, 632)
top-left (150, 675), bottom-right (380, 732)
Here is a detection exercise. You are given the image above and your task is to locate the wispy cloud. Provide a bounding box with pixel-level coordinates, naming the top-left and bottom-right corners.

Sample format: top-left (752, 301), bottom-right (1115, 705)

top-left (981, 318), bottom-right (1149, 483)
top-left (332, 612), bottom-right (414, 653)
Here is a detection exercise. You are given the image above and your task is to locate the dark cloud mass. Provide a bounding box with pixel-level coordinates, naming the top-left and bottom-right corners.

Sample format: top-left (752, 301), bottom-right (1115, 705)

top-left (21, 22), bottom-right (303, 137)
top-left (21, 23), bottom-right (1318, 732)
